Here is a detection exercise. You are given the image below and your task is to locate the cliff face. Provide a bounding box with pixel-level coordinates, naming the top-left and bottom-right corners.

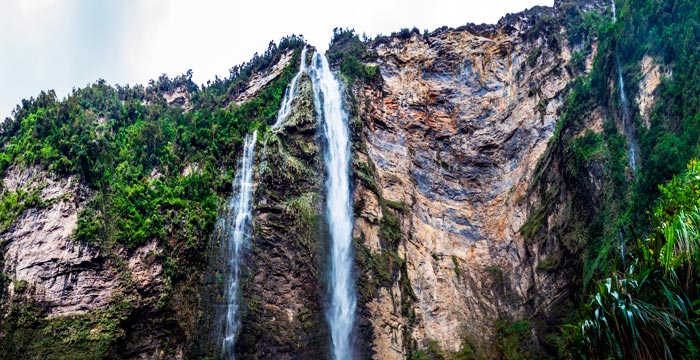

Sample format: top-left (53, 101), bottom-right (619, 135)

top-left (349, 3), bottom-right (605, 357)
top-left (0, 1), bottom-right (640, 359)
top-left (0, 166), bottom-right (173, 358)
top-left (240, 73), bottom-right (330, 358)
top-left (1, 166), bottom-right (112, 316)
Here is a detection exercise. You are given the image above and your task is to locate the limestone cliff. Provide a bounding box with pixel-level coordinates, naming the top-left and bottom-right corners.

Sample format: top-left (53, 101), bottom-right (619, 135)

top-left (347, 1), bottom-right (607, 357)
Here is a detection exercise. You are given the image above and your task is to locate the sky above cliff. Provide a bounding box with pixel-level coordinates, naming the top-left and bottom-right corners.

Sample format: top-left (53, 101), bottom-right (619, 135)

top-left (0, 0), bottom-right (552, 119)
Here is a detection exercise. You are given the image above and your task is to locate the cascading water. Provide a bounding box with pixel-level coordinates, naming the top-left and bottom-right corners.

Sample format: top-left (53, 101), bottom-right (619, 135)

top-left (611, 0), bottom-right (617, 21)
top-left (616, 57), bottom-right (637, 172)
top-left (611, 0), bottom-right (638, 173)
top-left (273, 47), bottom-right (308, 129)
top-left (220, 130), bottom-right (257, 359)
top-left (309, 51), bottom-right (356, 359)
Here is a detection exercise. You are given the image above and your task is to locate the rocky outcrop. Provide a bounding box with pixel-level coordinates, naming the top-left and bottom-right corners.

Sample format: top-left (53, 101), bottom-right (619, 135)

top-left (235, 50), bottom-right (294, 104)
top-left (235, 73), bottom-right (329, 358)
top-left (350, 5), bottom-right (600, 356)
top-left (125, 240), bottom-right (164, 299)
top-left (163, 85), bottom-right (192, 111)
top-left (635, 55), bottom-right (670, 128)
top-left (1, 166), bottom-right (114, 317)
top-left (0, 166), bottom-right (174, 358)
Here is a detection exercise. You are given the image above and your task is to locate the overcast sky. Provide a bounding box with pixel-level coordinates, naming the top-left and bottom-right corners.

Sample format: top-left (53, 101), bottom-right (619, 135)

top-left (0, 0), bottom-right (552, 119)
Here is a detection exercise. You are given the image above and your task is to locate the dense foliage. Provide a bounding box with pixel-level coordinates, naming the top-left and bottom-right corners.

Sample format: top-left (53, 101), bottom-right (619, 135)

top-left (0, 36), bottom-right (305, 357)
top-left (525, 0), bottom-right (700, 358)
top-left (572, 160), bottom-right (700, 359)
top-left (327, 28), bottom-right (380, 83)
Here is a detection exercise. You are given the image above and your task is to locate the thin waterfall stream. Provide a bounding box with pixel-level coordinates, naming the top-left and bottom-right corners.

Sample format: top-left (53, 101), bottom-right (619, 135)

top-left (309, 51), bottom-right (357, 359)
top-left (611, 0), bottom-right (616, 21)
top-left (616, 57), bottom-right (638, 172)
top-left (220, 130), bottom-right (257, 359)
top-left (273, 47), bottom-right (308, 129)
top-left (611, 0), bottom-right (638, 173)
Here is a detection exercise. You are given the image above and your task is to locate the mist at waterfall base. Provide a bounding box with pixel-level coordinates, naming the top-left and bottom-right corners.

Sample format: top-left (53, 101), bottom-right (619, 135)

top-left (309, 52), bottom-right (358, 360)
top-left (216, 131), bottom-right (257, 359)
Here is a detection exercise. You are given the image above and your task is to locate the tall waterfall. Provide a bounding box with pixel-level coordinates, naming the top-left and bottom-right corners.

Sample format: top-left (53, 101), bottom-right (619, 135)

top-left (273, 47), bottom-right (308, 128)
top-left (611, 0), bottom-right (638, 172)
top-left (309, 52), bottom-right (356, 359)
top-left (220, 130), bottom-right (257, 359)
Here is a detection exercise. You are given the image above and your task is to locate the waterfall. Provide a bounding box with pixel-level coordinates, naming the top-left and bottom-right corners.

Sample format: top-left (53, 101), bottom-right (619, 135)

top-left (611, 0), bottom-right (638, 173)
top-left (611, 0), bottom-right (617, 22)
top-left (618, 228), bottom-right (626, 270)
top-left (616, 58), bottom-right (637, 172)
top-left (220, 130), bottom-right (257, 359)
top-left (273, 46), bottom-right (308, 129)
top-left (309, 51), bottom-right (356, 359)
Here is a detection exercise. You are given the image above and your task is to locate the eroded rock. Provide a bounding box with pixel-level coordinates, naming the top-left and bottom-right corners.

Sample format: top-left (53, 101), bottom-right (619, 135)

top-left (1, 166), bottom-right (114, 317)
top-left (235, 50), bottom-right (294, 104)
top-left (353, 9), bottom-right (599, 355)
top-left (635, 55), bottom-right (670, 128)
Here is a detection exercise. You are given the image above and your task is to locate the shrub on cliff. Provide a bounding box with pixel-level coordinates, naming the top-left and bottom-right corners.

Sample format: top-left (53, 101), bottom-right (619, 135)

top-left (571, 159), bottom-right (700, 359)
top-left (327, 28), bottom-right (379, 83)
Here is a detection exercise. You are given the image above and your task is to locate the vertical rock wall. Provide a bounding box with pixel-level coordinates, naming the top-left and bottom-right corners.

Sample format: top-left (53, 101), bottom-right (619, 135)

top-left (238, 74), bottom-right (330, 358)
top-left (350, 6), bottom-right (602, 356)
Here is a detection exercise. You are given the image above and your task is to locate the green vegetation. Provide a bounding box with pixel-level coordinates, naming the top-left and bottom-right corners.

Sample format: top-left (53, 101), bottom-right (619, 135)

top-left (0, 37), bottom-right (305, 356)
top-left (451, 256), bottom-right (462, 278)
top-left (384, 199), bottom-right (406, 212)
top-left (410, 338), bottom-right (476, 360)
top-left (0, 187), bottom-right (44, 232)
top-left (527, 46), bottom-right (542, 67)
top-left (495, 320), bottom-right (536, 360)
top-left (518, 0), bottom-right (700, 357)
top-left (327, 28), bottom-right (380, 83)
top-left (355, 158), bottom-right (405, 248)
top-left (525, 0), bottom-right (700, 278)
top-left (570, 159), bottom-right (700, 359)
top-left (536, 255), bottom-right (558, 272)
top-left (12, 280), bottom-right (28, 294)
top-left (0, 295), bottom-right (134, 359)
top-left (379, 209), bottom-right (402, 247)
top-left (520, 205), bottom-right (547, 244)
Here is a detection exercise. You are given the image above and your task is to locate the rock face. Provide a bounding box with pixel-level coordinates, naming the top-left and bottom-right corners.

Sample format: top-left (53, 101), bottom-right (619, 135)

top-left (236, 74), bottom-right (330, 358)
top-left (235, 50), bottom-right (295, 104)
top-left (1, 166), bottom-right (114, 317)
top-left (0, 166), bottom-right (172, 358)
top-left (635, 55), bottom-right (670, 128)
top-left (349, 4), bottom-right (602, 356)
top-left (0, 2), bottom-right (620, 359)
top-left (163, 85), bottom-right (192, 111)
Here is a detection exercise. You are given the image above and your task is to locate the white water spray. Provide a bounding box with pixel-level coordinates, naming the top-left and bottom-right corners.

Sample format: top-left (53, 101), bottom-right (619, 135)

top-left (273, 47), bottom-right (308, 129)
top-left (220, 130), bottom-right (257, 359)
top-left (309, 51), bottom-right (356, 359)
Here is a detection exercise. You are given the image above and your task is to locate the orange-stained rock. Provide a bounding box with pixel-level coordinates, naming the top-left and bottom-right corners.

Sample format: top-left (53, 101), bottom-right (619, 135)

top-left (351, 4), bottom-right (605, 356)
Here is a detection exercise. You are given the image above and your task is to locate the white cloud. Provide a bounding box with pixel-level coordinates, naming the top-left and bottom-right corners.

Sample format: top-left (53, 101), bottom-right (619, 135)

top-left (0, 0), bottom-right (552, 118)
